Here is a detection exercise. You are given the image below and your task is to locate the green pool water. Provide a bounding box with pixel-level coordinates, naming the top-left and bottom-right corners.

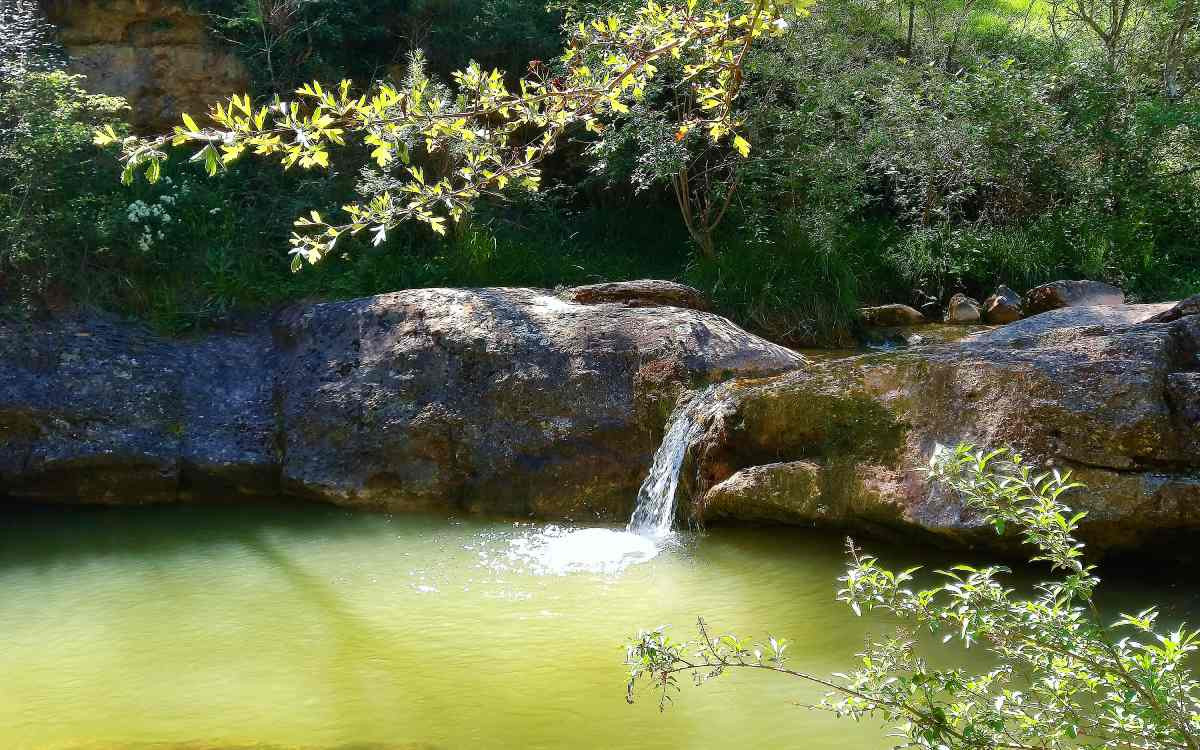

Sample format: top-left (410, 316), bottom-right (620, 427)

top-left (0, 503), bottom-right (1194, 750)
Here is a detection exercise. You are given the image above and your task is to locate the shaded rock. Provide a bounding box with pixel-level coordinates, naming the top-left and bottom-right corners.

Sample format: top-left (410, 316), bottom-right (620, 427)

top-left (178, 331), bottom-right (279, 499)
top-left (683, 304), bottom-right (1200, 551)
top-left (0, 288), bottom-right (802, 518)
top-left (859, 304), bottom-right (927, 327)
top-left (1026, 279), bottom-right (1124, 315)
top-left (43, 0), bottom-right (250, 131)
top-left (982, 285), bottom-right (1022, 324)
top-left (272, 288), bottom-right (801, 518)
top-left (1168, 372), bottom-right (1200, 457)
top-left (0, 314), bottom-right (183, 504)
top-left (946, 294), bottom-right (981, 323)
top-left (560, 280), bottom-right (709, 311)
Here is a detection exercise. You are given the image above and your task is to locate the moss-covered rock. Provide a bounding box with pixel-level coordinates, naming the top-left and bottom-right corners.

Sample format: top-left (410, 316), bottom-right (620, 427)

top-left (685, 303), bottom-right (1200, 551)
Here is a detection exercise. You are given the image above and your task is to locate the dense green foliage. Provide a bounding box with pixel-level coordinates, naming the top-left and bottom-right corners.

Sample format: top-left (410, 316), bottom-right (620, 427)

top-left (1, 0), bottom-right (1197, 341)
top-left (186, 0), bottom-right (566, 90)
top-left (0, 71), bottom-right (127, 310)
top-left (627, 443), bottom-right (1200, 749)
top-left (105, 0), bottom-right (795, 264)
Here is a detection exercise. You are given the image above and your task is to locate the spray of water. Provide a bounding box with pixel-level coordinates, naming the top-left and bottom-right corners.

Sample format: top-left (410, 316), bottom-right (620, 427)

top-left (627, 385), bottom-right (724, 538)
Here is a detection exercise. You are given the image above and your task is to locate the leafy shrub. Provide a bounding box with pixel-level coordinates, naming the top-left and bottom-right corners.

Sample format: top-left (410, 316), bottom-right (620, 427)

top-left (0, 70), bottom-right (127, 308)
top-left (627, 443), bottom-right (1200, 750)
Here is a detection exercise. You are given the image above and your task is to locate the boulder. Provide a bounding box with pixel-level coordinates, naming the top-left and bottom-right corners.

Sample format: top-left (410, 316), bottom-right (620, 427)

top-left (272, 288), bottom-right (801, 517)
top-left (946, 294), bottom-right (981, 323)
top-left (682, 304), bottom-right (1200, 552)
top-left (982, 285), bottom-right (1023, 324)
top-left (700, 460), bottom-right (907, 536)
top-left (1025, 280), bottom-right (1124, 315)
top-left (560, 280), bottom-right (709, 311)
top-left (859, 304), bottom-right (927, 327)
top-left (0, 286), bottom-right (803, 518)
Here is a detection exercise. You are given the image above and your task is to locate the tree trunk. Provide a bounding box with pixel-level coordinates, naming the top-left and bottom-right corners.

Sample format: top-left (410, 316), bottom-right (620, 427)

top-left (1164, 0), bottom-right (1194, 99)
top-left (906, 0), bottom-right (916, 55)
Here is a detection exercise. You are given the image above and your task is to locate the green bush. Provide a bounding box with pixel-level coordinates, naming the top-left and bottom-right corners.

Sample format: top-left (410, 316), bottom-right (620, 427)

top-left (8, 0), bottom-right (1200, 343)
top-left (628, 444), bottom-right (1200, 750)
top-left (0, 70), bottom-right (127, 308)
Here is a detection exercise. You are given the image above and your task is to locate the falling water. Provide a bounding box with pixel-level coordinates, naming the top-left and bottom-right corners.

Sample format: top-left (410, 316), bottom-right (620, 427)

top-left (627, 385), bottom-right (725, 538)
top-left (493, 385), bottom-right (725, 575)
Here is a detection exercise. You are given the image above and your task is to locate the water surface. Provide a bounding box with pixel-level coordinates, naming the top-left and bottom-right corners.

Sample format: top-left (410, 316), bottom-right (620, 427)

top-left (0, 503), bottom-right (1193, 749)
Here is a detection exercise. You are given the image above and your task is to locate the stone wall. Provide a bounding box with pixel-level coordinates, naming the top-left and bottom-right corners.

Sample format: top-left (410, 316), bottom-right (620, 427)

top-left (41, 0), bottom-right (249, 131)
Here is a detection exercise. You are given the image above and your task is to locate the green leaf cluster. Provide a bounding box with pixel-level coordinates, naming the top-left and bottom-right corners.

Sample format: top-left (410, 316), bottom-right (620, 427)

top-left (627, 442), bottom-right (1200, 750)
top-left (100, 0), bottom-right (808, 271)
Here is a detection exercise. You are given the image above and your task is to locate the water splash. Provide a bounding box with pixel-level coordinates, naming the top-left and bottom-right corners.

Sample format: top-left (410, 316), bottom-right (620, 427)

top-left (627, 385), bottom-right (725, 539)
top-left (502, 525), bottom-right (660, 576)
top-left (479, 385), bottom-right (724, 578)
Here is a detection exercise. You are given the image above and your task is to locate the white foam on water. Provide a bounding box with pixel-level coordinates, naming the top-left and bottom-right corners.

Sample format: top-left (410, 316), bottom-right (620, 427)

top-left (504, 525), bottom-right (660, 576)
top-left (472, 385), bottom-right (724, 578)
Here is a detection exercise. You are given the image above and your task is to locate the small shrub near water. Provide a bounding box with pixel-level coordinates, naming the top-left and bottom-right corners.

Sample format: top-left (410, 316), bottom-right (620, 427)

top-left (628, 443), bottom-right (1200, 750)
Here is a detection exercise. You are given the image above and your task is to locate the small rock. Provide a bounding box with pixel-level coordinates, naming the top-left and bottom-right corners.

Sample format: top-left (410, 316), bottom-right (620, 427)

top-left (982, 285), bottom-right (1023, 324)
top-left (1142, 293), bottom-right (1200, 324)
top-left (561, 280), bottom-right (709, 311)
top-left (859, 304), bottom-right (927, 327)
top-left (946, 294), bottom-right (981, 324)
top-left (701, 461), bottom-right (824, 523)
top-left (1026, 280), bottom-right (1124, 315)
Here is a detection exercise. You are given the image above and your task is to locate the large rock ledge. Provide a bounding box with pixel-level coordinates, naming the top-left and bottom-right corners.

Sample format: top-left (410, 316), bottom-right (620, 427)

top-left (0, 286), bottom-right (803, 520)
top-left (3, 286), bottom-right (1198, 552)
top-left (683, 301), bottom-right (1200, 551)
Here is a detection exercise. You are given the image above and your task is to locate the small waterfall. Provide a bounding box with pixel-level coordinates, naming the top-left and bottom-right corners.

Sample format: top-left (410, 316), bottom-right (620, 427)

top-left (627, 385), bottom-right (724, 538)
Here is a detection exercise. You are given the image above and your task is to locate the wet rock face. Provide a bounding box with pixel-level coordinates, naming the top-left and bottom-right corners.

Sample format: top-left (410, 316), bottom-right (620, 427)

top-left (1025, 280), bottom-right (1125, 315)
top-left (0, 286), bottom-right (802, 518)
top-left (42, 0), bottom-right (249, 131)
top-left (686, 302), bottom-right (1200, 552)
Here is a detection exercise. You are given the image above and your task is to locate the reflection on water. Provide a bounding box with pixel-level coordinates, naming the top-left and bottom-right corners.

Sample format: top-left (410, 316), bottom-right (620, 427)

top-left (0, 502), bottom-right (1195, 750)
